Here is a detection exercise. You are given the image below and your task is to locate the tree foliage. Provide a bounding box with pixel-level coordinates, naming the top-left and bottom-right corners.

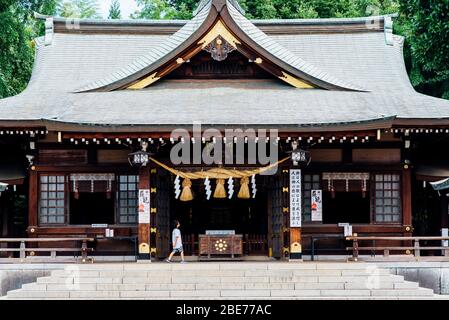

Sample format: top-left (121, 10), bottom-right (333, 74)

top-left (57, 0), bottom-right (100, 18)
top-left (399, 0), bottom-right (449, 99)
top-left (132, 0), bottom-right (177, 19)
top-left (108, 0), bottom-right (122, 19)
top-left (0, 0), bottom-right (34, 98)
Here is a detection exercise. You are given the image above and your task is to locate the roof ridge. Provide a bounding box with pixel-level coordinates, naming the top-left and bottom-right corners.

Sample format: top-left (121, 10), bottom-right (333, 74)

top-left (34, 11), bottom-right (397, 26)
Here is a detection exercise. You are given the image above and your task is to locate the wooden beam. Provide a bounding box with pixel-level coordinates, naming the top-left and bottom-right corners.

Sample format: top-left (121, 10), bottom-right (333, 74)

top-left (61, 130), bottom-right (380, 140)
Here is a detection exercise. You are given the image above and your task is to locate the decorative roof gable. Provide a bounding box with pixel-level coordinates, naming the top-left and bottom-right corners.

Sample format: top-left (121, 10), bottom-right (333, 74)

top-left (75, 0), bottom-right (366, 93)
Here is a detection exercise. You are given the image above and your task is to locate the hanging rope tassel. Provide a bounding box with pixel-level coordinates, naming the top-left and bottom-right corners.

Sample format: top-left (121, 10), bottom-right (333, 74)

top-left (238, 177), bottom-right (251, 199)
top-left (214, 179), bottom-right (227, 199)
top-left (180, 178), bottom-right (194, 202)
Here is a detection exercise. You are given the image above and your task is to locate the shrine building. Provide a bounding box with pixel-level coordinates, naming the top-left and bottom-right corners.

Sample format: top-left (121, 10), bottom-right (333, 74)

top-left (1, 0), bottom-right (449, 261)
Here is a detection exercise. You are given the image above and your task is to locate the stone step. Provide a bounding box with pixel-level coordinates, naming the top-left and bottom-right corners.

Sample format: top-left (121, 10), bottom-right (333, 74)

top-left (7, 287), bottom-right (436, 299)
top-left (80, 264), bottom-right (391, 270)
top-left (8, 289), bottom-right (440, 300)
top-left (38, 274), bottom-right (403, 285)
top-left (71, 262), bottom-right (378, 271)
top-left (370, 288), bottom-right (435, 296)
top-left (22, 280), bottom-right (421, 293)
top-left (5, 262), bottom-right (444, 300)
top-left (7, 289), bottom-right (71, 299)
top-left (50, 268), bottom-right (392, 278)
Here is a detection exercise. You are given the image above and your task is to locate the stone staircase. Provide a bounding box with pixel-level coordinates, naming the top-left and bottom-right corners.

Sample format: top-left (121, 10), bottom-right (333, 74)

top-left (3, 262), bottom-right (448, 300)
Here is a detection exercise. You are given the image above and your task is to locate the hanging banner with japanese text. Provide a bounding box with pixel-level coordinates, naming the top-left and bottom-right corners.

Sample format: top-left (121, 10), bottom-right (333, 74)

top-left (138, 189), bottom-right (151, 224)
top-left (311, 190), bottom-right (323, 222)
top-left (289, 169), bottom-right (302, 227)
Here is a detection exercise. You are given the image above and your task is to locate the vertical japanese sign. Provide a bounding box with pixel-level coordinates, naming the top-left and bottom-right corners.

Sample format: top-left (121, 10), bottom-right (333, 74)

top-left (289, 169), bottom-right (302, 227)
top-left (311, 190), bottom-right (323, 222)
top-left (138, 189), bottom-right (150, 224)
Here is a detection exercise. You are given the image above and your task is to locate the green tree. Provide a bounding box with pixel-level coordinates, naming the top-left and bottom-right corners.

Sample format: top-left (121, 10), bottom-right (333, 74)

top-left (108, 0), bottom-right (121, 19)
top-left (399, 0), bottom-right (449, 99)
top-left (240, 0), bottom-right (398, 19)
top-left (57, 0), bottom-right (100, 19)
top-left (0, 0), bottom-right (34, 98)
top-left (168, 0), bottom-right (197, 19)
top-left (132, 0), bottom-right (176, 19)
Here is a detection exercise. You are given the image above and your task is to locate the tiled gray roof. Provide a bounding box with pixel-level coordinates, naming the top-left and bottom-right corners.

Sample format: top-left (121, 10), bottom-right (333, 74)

top-left (1, 12), bottom-right (449, 128)
top-left (75, 0), bottom-right (366, 93)
top-left (226, 0), bottom-right (365, 91)
top-left (75, 0), bottom-right (212, 92)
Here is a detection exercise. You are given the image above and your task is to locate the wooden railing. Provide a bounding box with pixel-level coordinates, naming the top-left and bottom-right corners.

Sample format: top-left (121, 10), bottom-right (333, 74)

top-left (346, 236), bottom-right (449, 260)
top-left (0, 238), bottom-right (95, 263)
top-left (302, 234), bottom-right (347, 261)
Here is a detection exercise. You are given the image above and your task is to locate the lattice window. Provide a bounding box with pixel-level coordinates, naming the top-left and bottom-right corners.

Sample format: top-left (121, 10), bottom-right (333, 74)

top-left (39, 175), bottom-right (66, 224)
top-left (374, 174), bottom-right (401, 223)
top-left (117, 175), bottom-right (139, 224)
top-left (302, 174), bottom-right (321, 222)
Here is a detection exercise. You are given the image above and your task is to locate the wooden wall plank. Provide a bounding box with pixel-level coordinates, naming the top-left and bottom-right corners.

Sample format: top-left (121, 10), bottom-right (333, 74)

top-left (38, 149), bottom-right (88, 165)
top-left (310, 149), bottom-right (343, 163)
top-left (353, 149), bottom-right (401, 164)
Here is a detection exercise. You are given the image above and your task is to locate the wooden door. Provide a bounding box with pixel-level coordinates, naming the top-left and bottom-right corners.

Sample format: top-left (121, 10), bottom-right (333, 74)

top-left (267, 173), bottom-right (285, 259)
top-left (153, 170), bottom-right (171, 259)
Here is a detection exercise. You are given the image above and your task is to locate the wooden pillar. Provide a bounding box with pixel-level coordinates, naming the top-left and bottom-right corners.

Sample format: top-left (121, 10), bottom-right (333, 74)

top-left (290, 228), bottom-right (302, 260)
top-left (138, 167), bottom-right (151, 261)
top-left (28, 169), bottom-right (38, 233)
top-left (289, 168), bottom-right (302, 261)
top-left (402, 167), bottom-right (413, 236)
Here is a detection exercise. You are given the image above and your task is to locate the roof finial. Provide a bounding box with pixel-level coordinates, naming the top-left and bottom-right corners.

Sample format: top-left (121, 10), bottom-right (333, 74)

top-left (384, 16), bottom-right (394, 46)
top-left (44, 17), bottom-right (54, 46)
top-left (212, 0), bottom-right (227, 12)
top-left (193, 0), bottom-right (245, 17)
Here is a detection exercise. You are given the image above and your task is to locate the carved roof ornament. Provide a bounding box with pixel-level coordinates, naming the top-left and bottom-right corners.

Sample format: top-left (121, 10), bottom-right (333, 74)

top-left (204, 36), bottom-right (236, 61)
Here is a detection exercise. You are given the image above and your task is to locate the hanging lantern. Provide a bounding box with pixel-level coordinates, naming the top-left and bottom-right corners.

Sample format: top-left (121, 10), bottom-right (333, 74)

top-left (128, 141), bottom-right (153, 167)
top-left (288, 140), bottom-right (311, 167)
top-left (128, 150), bottom-right (151, 167)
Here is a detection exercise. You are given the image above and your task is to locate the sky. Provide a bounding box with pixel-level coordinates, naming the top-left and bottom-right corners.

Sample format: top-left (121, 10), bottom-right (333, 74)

top-left (99, 0), bottom-right (140, 19)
